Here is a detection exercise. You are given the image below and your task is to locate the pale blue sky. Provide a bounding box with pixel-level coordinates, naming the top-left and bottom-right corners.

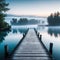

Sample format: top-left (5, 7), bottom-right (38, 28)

top-left (6, 0), bottom-right (60, 17)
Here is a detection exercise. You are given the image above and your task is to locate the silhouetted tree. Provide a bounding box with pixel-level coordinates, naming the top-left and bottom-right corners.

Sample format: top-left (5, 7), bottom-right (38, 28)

top-left (18, 18), bottom-right (28, 24)
top-left (47, 13), bottom-right (54, 25)
top-left (0, 0), bottom-right (9, 29)
top-left (11, 18), bottom-right (39, 25)
top-left (47, 12), bottom-right (60, 26)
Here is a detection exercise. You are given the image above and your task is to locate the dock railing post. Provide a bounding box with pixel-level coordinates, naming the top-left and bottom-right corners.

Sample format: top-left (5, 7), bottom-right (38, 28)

top-left (4, 45), bottom-right (8, 58)
top-left (37, 32), bottom-right (39, 37)
top-left (23, 33), bottom-right (25, 37)
top-left (49, 43), bottom-right (53, 55)
top-left (35, 29), bottom-right (37, 34)
top-left (40, 35), bottom-right (42, 41)
top-left (37, 32), bottom-right (39, 36)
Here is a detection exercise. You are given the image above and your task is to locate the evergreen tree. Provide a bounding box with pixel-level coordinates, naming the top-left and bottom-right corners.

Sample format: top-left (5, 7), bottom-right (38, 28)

top-left (0, 0), bottom-right (9, 29)
top-left (47, 12), bottom-right (60, 26)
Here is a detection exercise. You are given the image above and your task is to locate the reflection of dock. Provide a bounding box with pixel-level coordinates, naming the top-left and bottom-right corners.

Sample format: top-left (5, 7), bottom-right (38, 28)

top-left (7, 29), bottom-right (53, 60)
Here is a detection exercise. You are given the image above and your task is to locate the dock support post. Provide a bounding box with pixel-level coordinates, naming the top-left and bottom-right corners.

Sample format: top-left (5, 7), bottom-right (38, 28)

top-left (23, 33), bottom-right (25, 37)
top-left (37, 32), bottom-right (39, 37)
top-left (40, 35), bottom-right (42, 40)
top-left (49, 43), bottom-right (53, 55)
top-left (35, 30), bottom-right (37, 34)
top-left (4, 45), bottom-right (8, 58)
top-left (37, 32), bottom-right (39, 36)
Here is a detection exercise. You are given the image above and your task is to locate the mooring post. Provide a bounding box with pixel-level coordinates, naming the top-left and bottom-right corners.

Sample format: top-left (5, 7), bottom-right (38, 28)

top-left (40, 35), bottom-right (42, 40)
top-left (49, 43), bottom-right (53, 55)
top-left (35, 30), bottom-right (37, 34)
top-left (4, 45), bottom-right (8, 58)
top-left (23, 33), bottom-right (25, 37)
top-left (37, 32), bottom-right (39, 37)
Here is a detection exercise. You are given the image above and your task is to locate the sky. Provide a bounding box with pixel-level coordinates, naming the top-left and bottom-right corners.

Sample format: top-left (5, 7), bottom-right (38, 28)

top-left (6, 0), bottom-right (60, 17)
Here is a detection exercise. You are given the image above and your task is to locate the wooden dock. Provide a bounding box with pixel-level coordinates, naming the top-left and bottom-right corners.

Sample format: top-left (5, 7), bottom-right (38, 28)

top-left (8, 29), bottom-right (53, 60)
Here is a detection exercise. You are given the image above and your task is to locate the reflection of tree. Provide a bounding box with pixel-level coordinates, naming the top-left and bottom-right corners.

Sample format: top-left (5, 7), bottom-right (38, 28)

top-left (12, 29), bottom-right (17, 33)
top-left (0, 31), bottom-right (10, 43)
top-left (12, 28), bottom-right (28, 34)
top-left (18, 29), bottom-right (28, 33)
top-left (48, 28), bottom-right (60, 37)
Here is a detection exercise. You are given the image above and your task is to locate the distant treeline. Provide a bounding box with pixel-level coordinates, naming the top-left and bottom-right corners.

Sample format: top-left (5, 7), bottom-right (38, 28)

top-left (11, 18), bottom-right (39, 25)
top-left (47, 12), bottom-right (60, 26)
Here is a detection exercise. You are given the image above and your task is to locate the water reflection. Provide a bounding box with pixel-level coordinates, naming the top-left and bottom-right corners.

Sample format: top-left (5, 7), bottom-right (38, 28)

top-left (0, 31), bottom-right (10, 43)
top-left (18, 28), bottom-right (28, 33)
top-left (12, 28), bottom-right (28, 34)
top-left (37, 26), bottom-right (45, 30)
top-left (0, 27), bottom-right (28, 60)
top-left (12, 29), bottom-right (17, 33)
top-left (36, 26), bottom-right (60, 60)
top-left (0, 27), bottom-right (28, 44)
top-left (48, 27), bottom-right (60, 37)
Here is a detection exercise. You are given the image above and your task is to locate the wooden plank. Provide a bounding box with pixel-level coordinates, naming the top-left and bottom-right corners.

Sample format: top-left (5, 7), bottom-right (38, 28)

top-left (8, 29), bottom-right (53, 60)
top-left (8, 57), bottom-right (51, 60)
top-left (12, 53), bottom-right (49, 56)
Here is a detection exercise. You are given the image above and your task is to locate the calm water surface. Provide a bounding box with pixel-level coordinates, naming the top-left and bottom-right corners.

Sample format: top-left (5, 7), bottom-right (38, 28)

top-left (0, 26), bottom-right (28, 60)
top-left (0, 16), bottom-right (60, 60)
top-left (36, 26), bottom-right (60, 60)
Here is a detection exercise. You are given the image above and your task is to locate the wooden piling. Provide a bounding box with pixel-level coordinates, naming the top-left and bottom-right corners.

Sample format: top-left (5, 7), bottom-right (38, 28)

top-left (4, 45), bottom-right (8, 58)
top-left (37, 32), bottom-right (39, 37)
top-left (49, 43), bottom-right (53, 55)
top-left (23, 33), bottom-right (25, 37)
top-left (40, 35), bottom-right (42, 40)
top-left (35, 30), bottom-right (37, 34)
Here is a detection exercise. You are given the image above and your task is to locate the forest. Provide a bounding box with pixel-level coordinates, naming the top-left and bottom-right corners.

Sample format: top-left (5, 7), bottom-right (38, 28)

top-left (47, 12), bottom-right (60, 26)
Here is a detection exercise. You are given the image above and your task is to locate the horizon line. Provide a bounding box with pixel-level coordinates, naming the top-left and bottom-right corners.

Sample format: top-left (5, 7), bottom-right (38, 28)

top-left (6, 13), bottom-right (48, 18)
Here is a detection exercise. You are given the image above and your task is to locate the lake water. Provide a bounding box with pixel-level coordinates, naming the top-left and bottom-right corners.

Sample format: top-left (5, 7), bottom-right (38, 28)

top-left (0, 16), bottom-right (60, 60)
top-left (36, 26), bottom-right (60, 60)
top-left (0, 24), bottom-right (28, 60)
